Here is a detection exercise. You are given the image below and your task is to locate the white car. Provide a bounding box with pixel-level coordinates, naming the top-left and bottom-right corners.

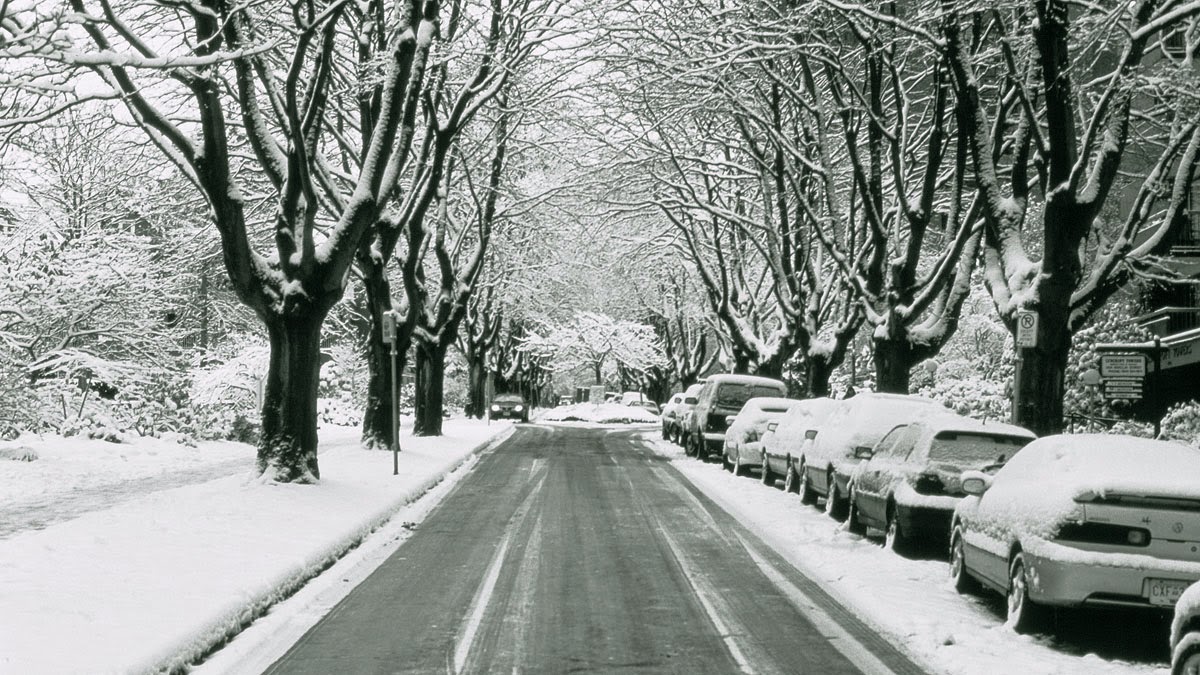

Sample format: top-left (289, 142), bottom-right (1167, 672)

top-left (797, 393), bottom-right (947, 518)
top-left (761, 397), bottom-right (840, 492)
top-left (720, 397), bottom-right (798, 478)
top-left (1174, 582), bottom-right (1200, 675)
top-left (951, 434), bottom-right (1200, 634)
top-left (661, 383), bottom-right (703, 444)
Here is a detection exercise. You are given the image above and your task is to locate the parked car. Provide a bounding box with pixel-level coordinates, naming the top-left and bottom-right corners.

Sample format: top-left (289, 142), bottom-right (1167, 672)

top-left (798, 393), bottom-right (947, 517)
top-left (761, 397), bottom-right (841, 493)
top-left (632, 399), bottom-right (661, 415)
top-left (721, 397), bottom-right (798, 478)
top-left (488, 393), bottom-right (529, 423)
top-left (950, 434), bottom-right (1200, 633)
top-left (682, 374), bottom-right (787, 460)
top-left (846, 415), bottom-right (1035, 551)
top-left (1172, 582), bottom-right (1200, 675)
top-left (620, 391), bottom-right (647, 405)
top-left (664, 383), bottom-right (704, 445)
top-left (660, 393), bottom-right (685, 439)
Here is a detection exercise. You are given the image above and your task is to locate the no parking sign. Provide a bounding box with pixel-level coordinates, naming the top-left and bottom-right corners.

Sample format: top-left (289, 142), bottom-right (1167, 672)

top-left (1016, 309), bottom-right (1038, 348)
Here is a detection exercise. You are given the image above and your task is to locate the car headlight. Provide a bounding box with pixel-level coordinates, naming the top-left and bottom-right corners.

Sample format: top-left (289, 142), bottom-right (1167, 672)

top-left (514, 405), bottom-right (523, 411)
top-left (490, 405), bottom-right (500, 411)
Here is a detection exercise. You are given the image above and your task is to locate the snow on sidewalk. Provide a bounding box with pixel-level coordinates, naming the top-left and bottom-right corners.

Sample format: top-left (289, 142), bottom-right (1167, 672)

top-left (0, 419), bottom-right (515, 675)
top-left (641, 433), bottom-right (1169, 675)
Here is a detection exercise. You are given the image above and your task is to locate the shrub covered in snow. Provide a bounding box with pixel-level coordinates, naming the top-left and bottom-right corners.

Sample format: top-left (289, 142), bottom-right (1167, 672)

top-left (1161, 401), bottom-right (1200, 446)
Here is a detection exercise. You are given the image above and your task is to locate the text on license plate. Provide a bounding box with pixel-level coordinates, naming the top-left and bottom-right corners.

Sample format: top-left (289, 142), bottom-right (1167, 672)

top-left (1145, 578), bottom-right (1191, 607)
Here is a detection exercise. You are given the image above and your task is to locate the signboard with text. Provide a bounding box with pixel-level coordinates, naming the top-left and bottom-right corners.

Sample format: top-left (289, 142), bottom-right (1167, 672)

top-left (1015, 310), bottom-right (1038, 348)
top-left (1100, 354), bottom-right (1147, 378)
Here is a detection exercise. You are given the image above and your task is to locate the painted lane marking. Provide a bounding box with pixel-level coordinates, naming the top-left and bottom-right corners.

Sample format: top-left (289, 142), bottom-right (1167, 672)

top-left (734, 531), bottom-right (898, 675)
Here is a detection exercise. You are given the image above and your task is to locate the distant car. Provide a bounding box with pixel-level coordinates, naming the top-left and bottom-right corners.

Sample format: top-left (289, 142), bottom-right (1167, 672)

top-left (620, 391), bottom-right (647, 406)
top-left (1173, 582), bottom-right (1200, 675)
top-left (663, 383), bottom-right (704, 445)
top-left (488, 393), bottom-right (529, 423)
top-left (846, 415), bottom-right (1035, 551)
top-left (761, 397), bottom-right (841, 493)
top-left (632, 399), bottom-right (661, 415)
top-left (721, 397), bottom-right (797, 478)
top-left (950, 434), bottom-right (1200, 633)
top-left (797, 393), bottom-right (947, 518)
top-left (682, 374), bottom-right (788, 461)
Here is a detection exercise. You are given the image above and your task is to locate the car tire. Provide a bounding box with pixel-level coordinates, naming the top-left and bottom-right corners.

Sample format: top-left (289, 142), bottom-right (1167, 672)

top-left (696, 438), bottom-right (707, 461)
top-left (1006, 552), bottom-right (1047, 634)
top-left (662, 424), bottom-right (670, 440)
top-left (798, 463), bottom-right (817, 505)
top-left (846, 488), bottom-right (866, 535)
top-left (783, 458), bottom-right (800, 494)
top-left (949, 528), bottom-right (979, 594)
top-left (825, 473), bottom-right (848, 520)
top-left (1174, 640), bottom-right (1200, 675)
top-left (722, 450), bottom-right (732, 471)
top-left (734, 452), bottom-right (747, 476)
top-left (760, 450), bottom-right (773, 486)
top-left (884, 504), bottom-right (908, 553)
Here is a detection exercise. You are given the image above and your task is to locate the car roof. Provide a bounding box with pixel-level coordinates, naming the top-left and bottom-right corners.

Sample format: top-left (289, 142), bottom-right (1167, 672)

top-left (905, 413), bottom-right (1035, 439)
top-left (705, 374), bottom-right (786, 386)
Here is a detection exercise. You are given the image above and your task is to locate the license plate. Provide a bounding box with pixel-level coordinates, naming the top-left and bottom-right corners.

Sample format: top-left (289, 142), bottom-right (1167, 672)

top-left (1145, 578), bottom-right (1191, 607)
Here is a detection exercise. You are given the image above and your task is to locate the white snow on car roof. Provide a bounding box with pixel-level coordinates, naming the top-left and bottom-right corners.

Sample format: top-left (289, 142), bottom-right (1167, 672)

top-left (1002, 434), bottom-right (1200, 500)
top-left (706, 374), bottom-right (786, 386)
top-left (914, 413), bottom-right (1035, 439)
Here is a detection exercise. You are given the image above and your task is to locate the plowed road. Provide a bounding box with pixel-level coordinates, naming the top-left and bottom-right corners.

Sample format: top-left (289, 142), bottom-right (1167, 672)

top-left (264, 424), bottom-right (929, 675)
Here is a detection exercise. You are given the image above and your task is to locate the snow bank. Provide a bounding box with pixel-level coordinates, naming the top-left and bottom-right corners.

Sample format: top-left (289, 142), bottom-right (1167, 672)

top-left (538, 402), bottom-right (659, 424)
top-left (0, 420), bottom-right (514, 675)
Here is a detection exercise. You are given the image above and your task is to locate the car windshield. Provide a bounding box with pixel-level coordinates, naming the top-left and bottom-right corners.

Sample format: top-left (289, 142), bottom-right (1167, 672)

top-left (495, 395), bottom-right (522, 404)
top-left (929, 432), bottom-right (1029, 465)
top-left (716, 384), bottom-right (784, 407)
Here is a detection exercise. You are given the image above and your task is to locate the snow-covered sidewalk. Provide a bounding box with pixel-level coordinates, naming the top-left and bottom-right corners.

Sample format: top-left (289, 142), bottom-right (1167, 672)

top-left (642, 433), bottom-right (1170, 675)
top-left (0, 419), bottom-right (515, 675)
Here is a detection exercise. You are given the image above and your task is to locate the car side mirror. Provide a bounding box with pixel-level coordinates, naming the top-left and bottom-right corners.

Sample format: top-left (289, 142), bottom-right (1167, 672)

top-left (725, 415), bottom-right (738, 426)
top-left (804, 429), bottom-right (818, 440)
top-left (853, 446), bottom-right (874, 460)
top-left (961, 470), bottom-right (993, 496)
top-left (685, 397), bottom-right (698, 405)
top-left (766, 422), bottom-right (779, 433)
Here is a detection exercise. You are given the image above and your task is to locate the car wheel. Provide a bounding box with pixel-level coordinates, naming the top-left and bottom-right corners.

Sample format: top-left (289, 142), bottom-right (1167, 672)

top-left (846, 488), bottom-right (866, 536)
top-left (949, 528), bottom-right (979, 594)
top-left (783, 458), bottom-right (800, 494)
top-left (1174, 641), bottom-right (1200, 675)
top-left (1006, 552), bottom-right (1046, 634)
top-left (760, 450), bottom-right (773, 486)
top-left (797, 463), bottom-right (817, 505)
top-left (884, 505), bottom-right (907, 553)
top-left (696, 438), bottom-right (707, 461)
top-left (734, 452), bottom-right (747, 476)
top-left (662, 424), bottom-right (670, 440)
top-left (825, 473), bottom-right (848, 520)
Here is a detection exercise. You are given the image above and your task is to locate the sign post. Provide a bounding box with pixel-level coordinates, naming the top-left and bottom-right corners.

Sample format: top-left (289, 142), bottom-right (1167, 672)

top-left (382, 311), bottom-right (401, 474)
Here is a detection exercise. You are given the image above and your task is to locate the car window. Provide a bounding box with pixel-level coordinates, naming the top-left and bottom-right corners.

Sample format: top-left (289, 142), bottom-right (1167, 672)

top-left (928, 432), bottom-right (1029, 465)
top-left (873, 425), bottom-right (908, 457)
top-left (714, 383), bottom-right (785, 407)
top-left (889, 426), bottom-right (921, 460)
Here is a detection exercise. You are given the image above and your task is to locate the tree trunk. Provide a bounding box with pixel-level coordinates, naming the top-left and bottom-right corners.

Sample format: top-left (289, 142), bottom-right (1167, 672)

top-left (359, 270), bottom-right (409, 449)
top-left (1012, 287), bottom-right (1073, 436)
top-left (805, 355), bottom-right (835, 398)
top-left (259, 311), bottom-right (328, 483)
top-left (413, 340), bottom-right (447, 436)
top-left (593, 361), bottom-right (603, 385)
top-left (874, 337), bottom-right (914, 394)
top-left (755, 351), bottom-right (785, 379)
top-left (465, 352), bottom-right (486, 419)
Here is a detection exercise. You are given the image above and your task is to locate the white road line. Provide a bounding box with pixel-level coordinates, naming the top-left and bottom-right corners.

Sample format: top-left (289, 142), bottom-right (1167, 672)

top-left (453, 530), bottom-right (512, 674)
top-left (734, 532), bottom-right (898, 675)
top-left (655, 521), bottom-right (756, 675)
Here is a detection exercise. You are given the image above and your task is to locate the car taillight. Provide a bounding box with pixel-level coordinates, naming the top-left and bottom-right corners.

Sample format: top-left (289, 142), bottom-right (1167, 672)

top-left (913, 473), bottom-right (946, 496)
top-left (1055, 522), bottom-right (1152, 548)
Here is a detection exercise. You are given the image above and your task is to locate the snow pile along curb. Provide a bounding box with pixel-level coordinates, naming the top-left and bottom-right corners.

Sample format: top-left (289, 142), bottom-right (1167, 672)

top-left (0, 420), bottom-right (514, 675)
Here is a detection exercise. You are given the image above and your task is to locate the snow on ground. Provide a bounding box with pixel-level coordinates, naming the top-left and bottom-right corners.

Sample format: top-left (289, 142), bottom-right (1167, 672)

top-left (642, 433), bottom-right (1171, 675)
top-left (538, 402), bottom-right (659, 424)
top-left (0, 419), bottom-right (515, 675)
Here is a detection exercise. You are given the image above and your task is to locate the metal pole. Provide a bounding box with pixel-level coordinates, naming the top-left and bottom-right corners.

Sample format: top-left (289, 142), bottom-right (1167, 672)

top-left (1153, 337), bottom-right (1162, 438)
top-left (391, 339), bottom-right (400, 474)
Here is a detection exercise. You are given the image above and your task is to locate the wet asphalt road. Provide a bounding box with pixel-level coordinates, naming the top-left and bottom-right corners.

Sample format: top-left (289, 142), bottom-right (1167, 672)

top-left (263, 424), bottom-right (929, 675)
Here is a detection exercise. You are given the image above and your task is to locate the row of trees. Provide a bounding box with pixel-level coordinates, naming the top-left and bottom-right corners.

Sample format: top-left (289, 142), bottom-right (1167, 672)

top-left (593, 0), bottom-right (1200, 435)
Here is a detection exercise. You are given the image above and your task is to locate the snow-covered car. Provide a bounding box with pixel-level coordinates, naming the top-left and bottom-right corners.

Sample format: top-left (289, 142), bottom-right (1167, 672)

top-left (950, 434), bottom-right (1200, 634)
top-left (620, 391), bottom-right (646, 405)
top-left (720, 397), bottom-right (798, 477)
top-left (631, 399), bottom-right (661, 415)
top-left (761, 397), bottom-right (840, 493)
top-left (797, 393), bottom-right (947, 517)
top-left (1173, 582), bottom-right (1200, 675)
top-left (682, 374), bottom-right (787, 460)
top-left (661, 383), bottom-right (703, 444)
top-left (488, 393), bottom-right (529, 423)
top-left (846, 415), bottom-right (1035, 551)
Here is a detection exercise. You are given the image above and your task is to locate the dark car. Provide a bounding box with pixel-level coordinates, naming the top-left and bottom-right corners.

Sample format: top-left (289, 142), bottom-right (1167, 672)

top-left (846, 414), bottom-right (1035, 551)
top-left (682, 374), bottom-right (788, 460)
top-left (489, 393), bottom-right (529, 423)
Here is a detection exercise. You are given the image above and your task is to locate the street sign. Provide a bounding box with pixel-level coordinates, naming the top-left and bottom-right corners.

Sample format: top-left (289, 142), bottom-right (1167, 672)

top-left (1015, 310), bottom-right (1038, 348)
top-left (1103, 376), bottom-right (1144, 400)
top-left (1161, 338), bottom-right (1200, 370)
top-left (1100, 354), bottom-right (1146, 378)
top-left (382, 310), bottom-right (397, 344)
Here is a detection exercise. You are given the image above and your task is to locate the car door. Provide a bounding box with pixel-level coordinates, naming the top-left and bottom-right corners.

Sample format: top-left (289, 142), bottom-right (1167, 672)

top-left (856, 425), bottom-right (914, 527)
